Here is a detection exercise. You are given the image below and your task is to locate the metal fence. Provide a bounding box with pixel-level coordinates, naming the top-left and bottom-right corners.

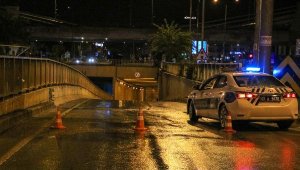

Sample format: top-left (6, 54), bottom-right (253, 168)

top-left (65, 59), bottom-right (155, 67)
top-left (0, 56), bottom-right (111, 99)
top-left (162, 62), bottom-right (241, 82)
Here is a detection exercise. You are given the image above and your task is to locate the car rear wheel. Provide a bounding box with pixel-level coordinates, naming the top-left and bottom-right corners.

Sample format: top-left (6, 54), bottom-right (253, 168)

top-left (189, 102), bottom-right (199, 122)
top-left (277, 121), bottom-right (294, 130)
top-left (219, 105), bottom-right (227, 128)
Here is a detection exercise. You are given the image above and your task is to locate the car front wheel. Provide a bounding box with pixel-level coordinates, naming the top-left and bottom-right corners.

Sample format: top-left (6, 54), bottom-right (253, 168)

top-left (189, 102), bottom-right (199, 122)
top-left (277, 120), bottom-right (294, 130)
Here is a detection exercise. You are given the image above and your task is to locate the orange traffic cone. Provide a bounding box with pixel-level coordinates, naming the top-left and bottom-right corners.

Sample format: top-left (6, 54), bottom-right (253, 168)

top-left (134, 108), bottom-right (147, 131)
top-left (223, 111), bottom-right (236, 133)
top-left (51, 106), bottom-right (66, 129)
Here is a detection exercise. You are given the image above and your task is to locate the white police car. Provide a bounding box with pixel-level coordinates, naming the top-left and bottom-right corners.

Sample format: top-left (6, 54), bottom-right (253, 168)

top-left (187, 69), bottom-right (298, 129)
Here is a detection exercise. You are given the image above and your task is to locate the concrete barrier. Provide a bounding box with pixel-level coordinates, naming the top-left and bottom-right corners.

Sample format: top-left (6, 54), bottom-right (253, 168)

top-left (0, 85), bottom-right (99, 116)
top-left (0, 102), bottom-right (54, 134)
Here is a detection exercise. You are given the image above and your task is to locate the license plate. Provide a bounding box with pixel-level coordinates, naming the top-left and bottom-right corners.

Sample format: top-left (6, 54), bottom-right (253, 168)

top-left (259, 95), bottom-right (281, 102)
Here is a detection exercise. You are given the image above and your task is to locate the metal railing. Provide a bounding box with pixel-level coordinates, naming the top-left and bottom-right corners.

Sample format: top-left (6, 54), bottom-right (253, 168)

top-left (65, 59), bottom-right (155, 67)
top-left (162, 62), bottom-right (241, 82)
top-left (0, 56), bottom-right (112, 99)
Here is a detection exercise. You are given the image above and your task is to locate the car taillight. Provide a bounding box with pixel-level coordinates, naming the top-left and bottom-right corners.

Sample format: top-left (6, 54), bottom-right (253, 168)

top-left (236, 92), bottom-right (257, 99)
top-left (284, 93), bottom-right (297, 98)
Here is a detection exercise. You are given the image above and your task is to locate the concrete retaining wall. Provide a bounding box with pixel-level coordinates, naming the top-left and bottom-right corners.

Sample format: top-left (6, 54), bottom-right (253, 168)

top-left (159, 72), bottom-right (199, 102)
top-left (71, 65), bottom-right (158, 79)
top-left (0, 85), bottom-right (99, 116)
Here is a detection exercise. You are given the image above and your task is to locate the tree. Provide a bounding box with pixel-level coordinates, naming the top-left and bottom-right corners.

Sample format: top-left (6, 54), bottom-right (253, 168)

top-left (150, 20), bottom-right (192, 62)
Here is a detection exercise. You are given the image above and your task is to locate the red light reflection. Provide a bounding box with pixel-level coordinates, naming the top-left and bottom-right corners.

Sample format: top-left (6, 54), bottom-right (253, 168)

top-left (281, 141), bottom-right (295, 170)
top-left (234, 141), bottom-right (255, 170)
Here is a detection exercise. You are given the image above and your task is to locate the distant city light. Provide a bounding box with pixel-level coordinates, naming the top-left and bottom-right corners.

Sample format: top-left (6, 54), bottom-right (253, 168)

top-left (95, 42), bottom-right (104, 47)
top-left (88, 58), bottom-right (95, 63)
top-left (75, 59), bottom-right (80, 64)
top-left (184, 16), bottom-right (197, 20)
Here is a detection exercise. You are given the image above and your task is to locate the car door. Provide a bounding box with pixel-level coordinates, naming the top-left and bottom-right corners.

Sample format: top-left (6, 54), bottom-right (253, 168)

top-left (194, 77), bottom-right (218, 118)
top-left (207, 75), bottom-right (228, 119)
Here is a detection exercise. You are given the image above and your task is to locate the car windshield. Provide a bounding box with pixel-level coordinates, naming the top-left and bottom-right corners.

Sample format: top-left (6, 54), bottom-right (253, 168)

top-left (233, 75), bottom-right (284, 87)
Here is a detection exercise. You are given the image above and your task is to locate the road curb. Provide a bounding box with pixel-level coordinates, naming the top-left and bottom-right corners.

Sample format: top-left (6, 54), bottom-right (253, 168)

top-left (0, 102), bottom-right (55, 134)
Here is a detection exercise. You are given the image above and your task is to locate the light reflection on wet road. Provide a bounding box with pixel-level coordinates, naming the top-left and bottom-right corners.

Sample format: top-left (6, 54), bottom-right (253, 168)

top-left (0, 99), bottom-right (300, 169)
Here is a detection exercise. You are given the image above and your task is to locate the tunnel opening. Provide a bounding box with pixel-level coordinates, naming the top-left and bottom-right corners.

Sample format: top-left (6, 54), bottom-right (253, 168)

top-left (89, 77), bottom-right (113, 95)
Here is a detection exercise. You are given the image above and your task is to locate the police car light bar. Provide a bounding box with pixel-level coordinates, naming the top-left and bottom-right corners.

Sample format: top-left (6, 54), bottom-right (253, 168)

top-left (246, 67), bottom-right (261, 72)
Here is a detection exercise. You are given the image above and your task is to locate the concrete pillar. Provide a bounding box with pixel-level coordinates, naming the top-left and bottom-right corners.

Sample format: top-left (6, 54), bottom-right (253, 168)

top-left (253, 0), bottom-right (260, 64)
top-left (290, 2), bottom-right (300, 45)
top-left (254, 0), bottom-right (274, 74)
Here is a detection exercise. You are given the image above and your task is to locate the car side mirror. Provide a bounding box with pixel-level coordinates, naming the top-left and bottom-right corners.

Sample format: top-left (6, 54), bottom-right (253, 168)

top-left (193, 84), bottom-right (202, 90)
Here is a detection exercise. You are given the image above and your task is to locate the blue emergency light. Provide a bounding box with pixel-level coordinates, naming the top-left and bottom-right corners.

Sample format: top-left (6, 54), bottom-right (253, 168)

top-left (273, 69), bottom-right (281, 75)
top-left (246, 67), bottom-right (261, 72)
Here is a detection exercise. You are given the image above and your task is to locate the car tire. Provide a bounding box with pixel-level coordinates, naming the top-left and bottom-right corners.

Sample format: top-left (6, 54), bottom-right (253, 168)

top-left (189, 102), bottom-right (199, 122)
top-left (219, 105), bottom-right (228, 128)
top-left (277, 121), bottom-right (294, 130)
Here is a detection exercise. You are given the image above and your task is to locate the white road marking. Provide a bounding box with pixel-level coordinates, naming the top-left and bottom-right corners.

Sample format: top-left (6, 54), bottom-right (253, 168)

top-left (0, 99), bottom-right (89, 166)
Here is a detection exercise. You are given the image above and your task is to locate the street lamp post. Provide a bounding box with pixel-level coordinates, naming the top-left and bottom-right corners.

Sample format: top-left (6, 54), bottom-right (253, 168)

top-left (151, 0), bottom-right (154, 24)
top-left (189, 0), bottom-right (193, 32)
top-left (214, 0), bottom-right (239, 59)
top-left (201, 0), bottom-right (205, 53)
top-left (54, 0), bottom-right (57, 19)
top-left (195, 0), bottom-right (206, 54)
top-left (222, 3), bottom-right (227, 58)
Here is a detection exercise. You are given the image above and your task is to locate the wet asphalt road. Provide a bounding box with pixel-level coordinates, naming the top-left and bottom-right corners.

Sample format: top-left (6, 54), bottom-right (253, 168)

top-left (0, 99), bottom-right (300, 170)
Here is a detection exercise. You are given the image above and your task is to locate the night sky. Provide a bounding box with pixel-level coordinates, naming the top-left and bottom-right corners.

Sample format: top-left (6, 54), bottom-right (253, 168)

top-left (3, 0), bottom-right (298, 27)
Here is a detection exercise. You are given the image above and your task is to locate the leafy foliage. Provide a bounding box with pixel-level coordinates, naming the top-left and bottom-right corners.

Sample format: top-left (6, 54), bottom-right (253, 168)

top-left (150, 20), bottom-right (192, 62)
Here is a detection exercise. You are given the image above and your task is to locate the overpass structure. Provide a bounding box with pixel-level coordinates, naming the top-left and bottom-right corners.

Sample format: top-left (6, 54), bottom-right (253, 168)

top-left (24, 5), bottom-right (297, 44)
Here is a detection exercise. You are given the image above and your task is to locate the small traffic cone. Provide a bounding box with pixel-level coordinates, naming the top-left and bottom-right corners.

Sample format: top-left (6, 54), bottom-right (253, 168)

top-left (134, 108), bottom-right (147, 131)
top-left (223, 111), bottom-right (236, 133)
top-left (51, 106), bottom-right (66, 129)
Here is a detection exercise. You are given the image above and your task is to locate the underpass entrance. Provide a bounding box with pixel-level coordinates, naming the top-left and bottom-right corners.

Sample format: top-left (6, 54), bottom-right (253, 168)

top-left (89, 77), bottom-right (113, 95)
